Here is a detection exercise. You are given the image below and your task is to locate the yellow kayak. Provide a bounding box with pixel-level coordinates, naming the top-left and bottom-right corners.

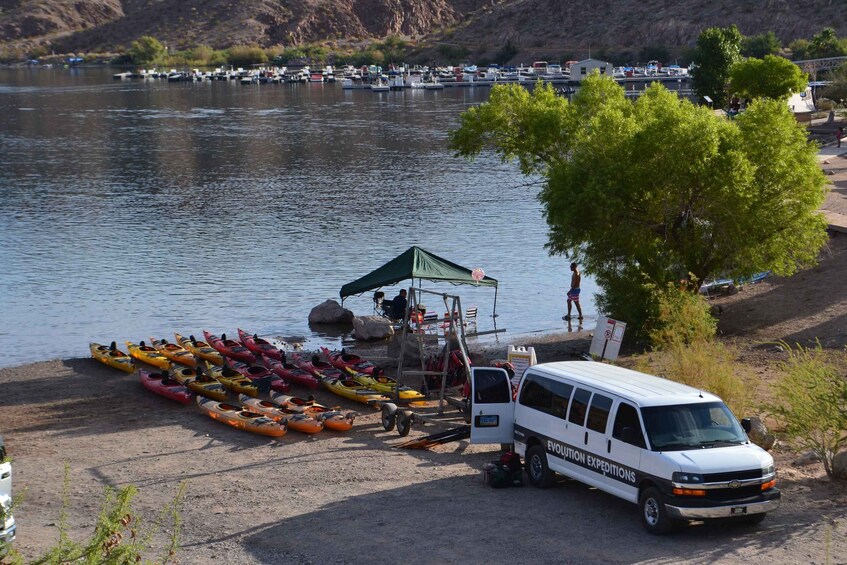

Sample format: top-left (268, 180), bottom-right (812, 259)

top-left (322, 377), bottom-right (391, 407)
top-left (351, 372), bottom-right (425, 402)
top-left (196, 397), bottom-right (287, 437)
top-left (204, 361), bottom-right (269, 398)
top-left (90, 342), bottom-right (135, 373)
top-left (150, 337), bottom-right (196, 367)
top-left (126, 340), bottom-right (171, 370)
top-left (175, 333), bottom-right (224, 365)
top-left (170, 366), bottom-right (228, 401)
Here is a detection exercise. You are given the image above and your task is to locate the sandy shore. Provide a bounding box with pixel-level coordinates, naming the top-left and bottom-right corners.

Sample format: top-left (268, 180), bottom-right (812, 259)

top-left (2, 335), bottom-right (846, 563)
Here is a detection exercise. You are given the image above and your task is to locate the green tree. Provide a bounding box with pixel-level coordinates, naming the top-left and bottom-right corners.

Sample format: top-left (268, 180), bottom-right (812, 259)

top-left (449, 76), bottom-right (828, 334)
top-left (742, 31), bottom-right (782, 58)
top-left (729, 55), bottom-right (808, 100)
top-left (810, 27), bottom-right (847, 59)
top-left (692, 25), bottom-right (743, 108)
top-left (788, 38), bottom-right (811, 60)
top-left (128, 36), bottom-right (167, 66)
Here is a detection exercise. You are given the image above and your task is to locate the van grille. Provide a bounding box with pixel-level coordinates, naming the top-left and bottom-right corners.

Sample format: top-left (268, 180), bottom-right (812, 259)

top-left (702, 469), bottom-right (762, 483)
top-left (706, 484), bottom-right (763, 501)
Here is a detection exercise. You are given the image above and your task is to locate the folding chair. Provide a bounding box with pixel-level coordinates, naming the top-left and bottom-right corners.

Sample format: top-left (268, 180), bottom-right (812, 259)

top-left (373, 291), bottom-right (389, 318)
top-left (464, 306), bottom-right (478, 326)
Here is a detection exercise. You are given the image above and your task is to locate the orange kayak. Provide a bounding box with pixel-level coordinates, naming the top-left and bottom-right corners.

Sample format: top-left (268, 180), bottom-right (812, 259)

top-left (150, 337), bottom-right (197, 367)
top-left (196, 397), bottom-right (286, 437)
top-left (239, 395), bottom-right (324, 434)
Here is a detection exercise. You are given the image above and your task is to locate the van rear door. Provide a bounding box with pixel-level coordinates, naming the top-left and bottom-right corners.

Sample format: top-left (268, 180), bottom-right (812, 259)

top-left (469, 367), bottom-right (514, 444)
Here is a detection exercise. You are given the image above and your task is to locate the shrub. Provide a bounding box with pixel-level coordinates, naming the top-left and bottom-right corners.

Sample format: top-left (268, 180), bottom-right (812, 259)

top-left (227, 44), bottom-right (268, 67)
top-left (647, 280), bottom-right (717, 349)
top-left (767, 342), bottom-right (847, 478)
top-left (634, 340), bottom-right (749, 417)
top-left (1, 464), bottom-right (186, 563)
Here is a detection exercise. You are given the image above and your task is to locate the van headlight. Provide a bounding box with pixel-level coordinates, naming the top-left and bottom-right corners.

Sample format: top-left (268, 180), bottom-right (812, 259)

top-left (672, 472), bottom-right (703, 484)
top-left (762, 464), bottom-right (774, 476)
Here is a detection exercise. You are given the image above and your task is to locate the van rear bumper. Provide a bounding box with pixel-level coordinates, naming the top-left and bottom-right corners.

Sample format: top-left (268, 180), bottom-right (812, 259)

top-left (665, 492), bottom-right (780, 520)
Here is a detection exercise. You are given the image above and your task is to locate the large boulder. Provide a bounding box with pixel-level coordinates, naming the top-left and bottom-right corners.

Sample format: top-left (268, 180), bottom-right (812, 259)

top-left (352, 316), bottom-right (394, 341)
top-left (833, 451), bottom-right (847, 480)
top-left (308, 300), bottom-right (354, 325)
top-left (745, 416), bottom-right (776, 451)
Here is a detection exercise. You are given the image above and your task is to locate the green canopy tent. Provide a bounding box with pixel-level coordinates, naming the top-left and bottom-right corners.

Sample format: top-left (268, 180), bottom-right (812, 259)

top-left (339, 246), bottom-right (499, 316)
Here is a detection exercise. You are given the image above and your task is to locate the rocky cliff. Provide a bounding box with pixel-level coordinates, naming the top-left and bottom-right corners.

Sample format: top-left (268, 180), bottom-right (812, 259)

top-left (1, 0), bottom-right (845, 60)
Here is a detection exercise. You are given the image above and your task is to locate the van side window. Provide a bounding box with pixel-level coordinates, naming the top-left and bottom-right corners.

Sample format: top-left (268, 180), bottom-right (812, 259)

top-left (612, 403), bottom-right (646, 448)
top-left (567, 388), bottom-right (592, 426)
top-left (473, 368), bottom-right (511, 404)
top-left (518, 374), bottom-right (573, 418)
top-left (586, 394), bottom-right (613, 433)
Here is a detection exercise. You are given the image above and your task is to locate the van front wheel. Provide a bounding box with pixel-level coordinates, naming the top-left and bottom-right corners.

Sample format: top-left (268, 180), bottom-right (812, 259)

top-left (639, 487), bottom-right (676, 535)
top-left (526, 446), bottom-right (555, 488)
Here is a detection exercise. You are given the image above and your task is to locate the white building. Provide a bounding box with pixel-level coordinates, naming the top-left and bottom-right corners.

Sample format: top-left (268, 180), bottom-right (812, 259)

top-left (571, 58), bottom-right (613, 82)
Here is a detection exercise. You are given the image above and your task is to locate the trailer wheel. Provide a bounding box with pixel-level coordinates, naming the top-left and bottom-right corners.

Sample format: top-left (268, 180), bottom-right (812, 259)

top-left (381, 403), bottom-right (397, 432)
top-left (396, 410), bottom-right (413, 437)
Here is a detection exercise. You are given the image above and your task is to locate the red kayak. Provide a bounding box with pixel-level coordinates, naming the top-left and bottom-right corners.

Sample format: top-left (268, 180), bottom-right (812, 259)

top-left (321, 347), bottom-right (381, 376)
top-left (139, 369), bottom-right (194, 404)
top-left (294, 354), bottom-right (347, 380)
top-left (227, 359), bottom-right (291, 394)
top-left (237, 328), bottom-right (285, 362)
top-left (204, 330), bottom-right (257, 364)
top-left (264, 355), bottom-right (321, 389)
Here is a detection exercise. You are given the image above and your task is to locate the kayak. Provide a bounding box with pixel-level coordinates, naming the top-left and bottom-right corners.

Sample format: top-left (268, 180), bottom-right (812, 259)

top-left (90, 342), bottom-right (135, 373)
top-left (321, 347), bottom-right (381, 376)
top-left (294, 354), bottom-right (347, 380)
top-left (237, 328), bottom-right (285, 361)
top-left (150, 337), bottom-right (197, 367)
top-left (203, 331), bottom-right (257, 364)
top-left (352, 372), bottom-right (426, 402)
top-left (269, 392), bottom-right (355, 431)
top-left (226, 359), bottom-right (290, 394)
top-left (170, 366), bottom-right (228, 401)
top-left (238, 395), bottom-right (324, 434)
top-left (263, 355), bottom-right (321, 389)
top-left (196, 396), bottom-right (287, 437)
top-left (175, 333), bottom-right (224, 365)
top-left (126, 340), bottom-right (171, 370)
top-left (205, 362), bottom-right (271, 397)
top-left (322, 377), bottom-right (391, 406)
top-left (139, 369), bottom-right (193, 404)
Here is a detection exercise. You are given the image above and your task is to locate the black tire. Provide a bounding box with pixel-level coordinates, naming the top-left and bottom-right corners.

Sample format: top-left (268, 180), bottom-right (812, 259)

top-left (639, 487), bottom-right (676, 535)
top-left (396, 410), bottom-right (413, 437)
top-left (525, 445), bottom-right (555, 488)
top-left (381, 403), bottom-right (397, 432)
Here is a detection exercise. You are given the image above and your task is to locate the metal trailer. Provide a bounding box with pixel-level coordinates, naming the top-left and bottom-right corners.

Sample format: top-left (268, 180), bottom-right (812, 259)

top-left (379, 287), bottom-right (474, 440)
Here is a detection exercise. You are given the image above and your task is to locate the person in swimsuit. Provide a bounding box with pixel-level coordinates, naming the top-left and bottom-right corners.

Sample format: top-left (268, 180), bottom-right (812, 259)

top-left (563, 262), bottom-right (583, 321)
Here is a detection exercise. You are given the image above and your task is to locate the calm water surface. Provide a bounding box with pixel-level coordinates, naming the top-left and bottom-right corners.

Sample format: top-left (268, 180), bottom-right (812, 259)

top-left (0, 67), bottom-right (597, 368)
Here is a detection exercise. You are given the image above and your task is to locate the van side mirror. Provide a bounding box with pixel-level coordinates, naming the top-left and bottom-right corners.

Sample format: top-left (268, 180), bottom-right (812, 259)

top-left (740, 418), bottom-right (752, 433)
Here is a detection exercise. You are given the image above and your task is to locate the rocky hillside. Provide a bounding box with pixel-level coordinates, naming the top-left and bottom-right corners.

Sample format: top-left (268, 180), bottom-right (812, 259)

top-left (1, 0), bottom-right (846, 60)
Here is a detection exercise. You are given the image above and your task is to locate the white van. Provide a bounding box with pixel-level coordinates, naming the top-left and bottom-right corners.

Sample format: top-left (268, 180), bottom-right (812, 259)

top-left (469, 362), bottom-right (780, 534)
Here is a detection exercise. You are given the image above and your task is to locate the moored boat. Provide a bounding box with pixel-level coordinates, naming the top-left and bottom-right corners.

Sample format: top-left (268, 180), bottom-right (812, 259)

top-left (90, 342), bottom-right (135, 373)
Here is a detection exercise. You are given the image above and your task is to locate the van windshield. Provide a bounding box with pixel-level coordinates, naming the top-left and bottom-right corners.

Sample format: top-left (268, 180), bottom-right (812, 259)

top-left (641, 402), bottom-right (747, 451)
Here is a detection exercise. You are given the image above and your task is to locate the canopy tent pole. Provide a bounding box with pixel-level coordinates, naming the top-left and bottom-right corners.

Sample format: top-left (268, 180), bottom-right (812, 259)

top-left (492, 286), bottom-right (498, 318)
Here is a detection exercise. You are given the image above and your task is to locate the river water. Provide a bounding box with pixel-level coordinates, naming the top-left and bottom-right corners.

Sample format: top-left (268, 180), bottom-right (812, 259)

top-left (0, 67), bottom-right (597, 368)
